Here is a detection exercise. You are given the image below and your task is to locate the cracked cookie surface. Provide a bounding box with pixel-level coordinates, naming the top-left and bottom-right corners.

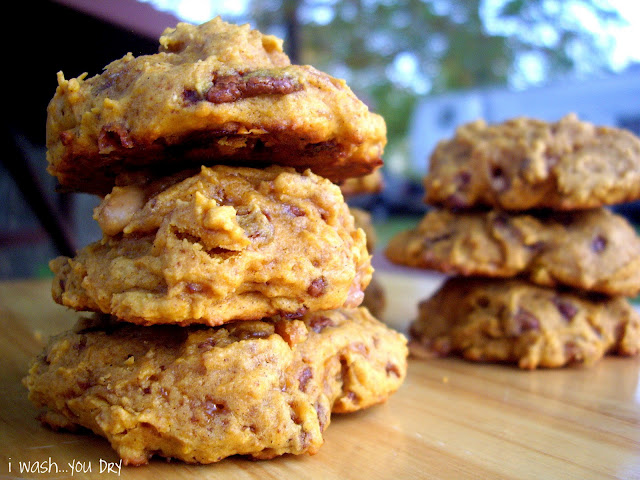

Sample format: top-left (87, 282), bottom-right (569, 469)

top-left (385, 207), bottom-right (640, 296)
top-left (51, 165), bottom-right (372, 326)
top-left (46, 17), bottom-right (386, 195)
top-left (24, 307), bottom-right (408, 465)
top-left (409, 277), bottom-right (640, 369)
top-left (423, 114), bottom-right (640, 210)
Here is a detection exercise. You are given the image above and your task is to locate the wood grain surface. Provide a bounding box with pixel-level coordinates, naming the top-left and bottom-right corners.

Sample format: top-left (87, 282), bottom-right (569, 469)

top-left (1, 268), bottom-right (639, 480)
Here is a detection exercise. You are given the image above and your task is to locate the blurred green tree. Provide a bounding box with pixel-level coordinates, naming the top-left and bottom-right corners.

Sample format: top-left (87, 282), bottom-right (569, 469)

top-left (236, 0), bottom-right (624, 171)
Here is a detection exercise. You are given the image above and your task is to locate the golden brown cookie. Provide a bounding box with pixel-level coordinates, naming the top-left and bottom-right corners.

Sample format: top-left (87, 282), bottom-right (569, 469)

top-left (24, 307), bottom-right (408, 465)
top-left (339, 168), bottom-right (384, 197)
top-left (350, 207), bottom-right (378, 253)
top-left (46, 17), bottom-right (386, 195)
top-left (409, 277), bottom-right (640, 369)
top-left (350, 207), bottom-right (386, 316)
top-left (385, 207), bottom-right (640, 297)
top-left (423, 114), bottom-right (640, 210)
top-left (361, 276), bottom-right (386, 319)
top-left (51, 165), bottom-right (372, 326)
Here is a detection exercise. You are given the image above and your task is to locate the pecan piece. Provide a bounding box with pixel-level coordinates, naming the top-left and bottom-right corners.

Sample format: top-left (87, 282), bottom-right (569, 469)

top-left (206, 72), bottom-right (301, 104)
top-left (307, 277), bottom-right (327, 297)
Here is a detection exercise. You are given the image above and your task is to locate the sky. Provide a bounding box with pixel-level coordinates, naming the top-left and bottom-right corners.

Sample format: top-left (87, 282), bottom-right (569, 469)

top-left (607, 0), bottom-right (640, 69)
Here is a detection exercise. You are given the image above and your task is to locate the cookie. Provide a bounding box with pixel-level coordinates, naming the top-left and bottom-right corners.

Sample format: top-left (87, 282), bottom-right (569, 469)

top-left (46, 17), bottom-right (386, 195)
top-left (350, 207), bottom-right (378, 253)
top-left (385, 207), bottom-right (640, 296)
top-left (338, 168), bottom-right (384, 197)
top-left (409, 277), bottom-right (640, 369)
top-left (350, 207), bottom-right (386, 317)
top-left (24, 307), bottom-right (408, 465)
top-left (423, 114), bottom-right (640, 210)
top-left (361, 276), bottom-right (386, 319)
top-left (51, 165), bottom-right (372, 326)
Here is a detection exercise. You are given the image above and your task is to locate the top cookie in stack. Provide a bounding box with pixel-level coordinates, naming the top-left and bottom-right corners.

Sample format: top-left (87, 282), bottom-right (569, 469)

top-left (386, 114), bottom-right (640, 368)
top-left (422, 114), bottom-right (640, 211)
top-left (25, 17), bottom-right (408, 465)
top-left (46, 17), bottom-right (386, 196)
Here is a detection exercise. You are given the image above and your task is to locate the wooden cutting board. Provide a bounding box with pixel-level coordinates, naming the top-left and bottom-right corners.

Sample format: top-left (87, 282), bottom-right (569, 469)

top-left (1, 271), bottom-right (639, 480)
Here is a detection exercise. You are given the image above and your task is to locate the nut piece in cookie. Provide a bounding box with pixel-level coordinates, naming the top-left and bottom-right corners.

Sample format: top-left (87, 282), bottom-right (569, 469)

top-left (385, 207), bottom-right (640, 297)
top-left (423, 114), bottom-right (640, 210)
top-left (409, 277), bottom-right (640, 369)
top-left (46, 17), bottom-right (386, 195)
top-left (23, 308), bottom-right (408, 465)
top-left (51, 165), bottom-right (372, 326)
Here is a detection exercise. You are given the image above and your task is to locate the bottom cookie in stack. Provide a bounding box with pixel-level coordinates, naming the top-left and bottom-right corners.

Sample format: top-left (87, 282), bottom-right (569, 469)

top-left (408, 277), bottom-right (640, 369)
top-left (24, 308), bottom-right (407, 465)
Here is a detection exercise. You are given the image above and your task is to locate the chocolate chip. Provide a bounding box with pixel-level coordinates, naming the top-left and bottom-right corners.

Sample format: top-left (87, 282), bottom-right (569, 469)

top-left (309, 315), bottom-right (335, 333)
top-left (423, 232), bottom-right (454, 247)
top-left (476, 295), bottom-right (490, 308)
top-left (307, 277), bottom-right (327, 297)
top-left (385, 362), bottom-right (402, 377)
top-left (316, 402), bottom-right (328, 431)
top-left (552, 297), bottom-right (578, 321)
top-left (236, 328), bottom-right (272, 341)
top-left (591, 235), bottom-right (607, 253)
top-left (197, 338), bottom-right (217, 350)
top-left (283, 307), bottom-right (308, 320)
top-left (455, 171), bottom-right (471, 186)
top-left (299, 367), bottom-right (313, 392)
top-left (491, 212), bottom-right (510, 229)
top-left (183, 89), bottom-right (201, 104)
top-left (527, 240), bottom-right (546, 253)
top-left (283, 204), bottom-right (305, 217)
top-left (490, 165), bottom-right (509, 192)
top-left (513, 307), bottom-right (540, 333)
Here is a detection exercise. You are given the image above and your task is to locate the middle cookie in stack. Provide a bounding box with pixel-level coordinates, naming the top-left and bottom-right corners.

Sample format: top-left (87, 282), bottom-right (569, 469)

top-left (386, 114), bottom-right (640, 369)
top-left (25, 18), bottom-right (408, 465)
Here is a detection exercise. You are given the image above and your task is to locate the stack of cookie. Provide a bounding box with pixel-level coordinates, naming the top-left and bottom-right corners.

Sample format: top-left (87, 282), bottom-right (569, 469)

top-left (24, 18), bottom-right (407, 465)
top-left (386, 114), bottom-right (640, 369)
